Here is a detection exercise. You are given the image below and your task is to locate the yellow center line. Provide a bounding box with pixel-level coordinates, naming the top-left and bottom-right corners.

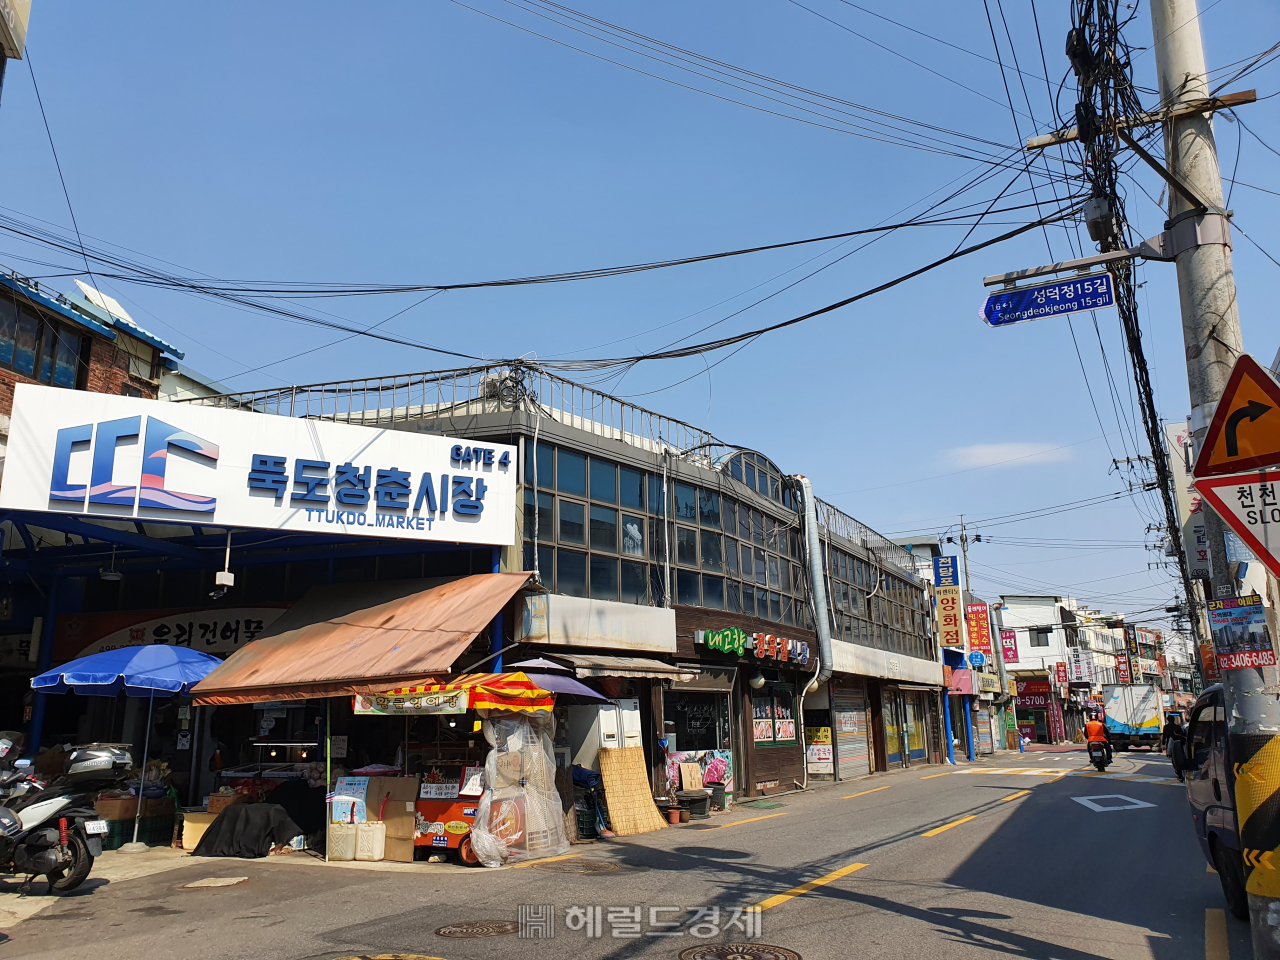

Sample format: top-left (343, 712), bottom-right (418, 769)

top-left (921, 814), bottom-right (977, 837)
top-left (757, 861), bottom-right (868, 911)
top-left (1000, 790), bottom-right (1031, 803)
top-left (712, 812), bottom-right (789, 830)
top-left (842, 785), bottom-right (891, 800)
top-left (1205, 908), bottom-right (1229, 960)
top-left (920, 773), bottom-right (951, 780)
top-left (509, 852), bottom-right (582, 869)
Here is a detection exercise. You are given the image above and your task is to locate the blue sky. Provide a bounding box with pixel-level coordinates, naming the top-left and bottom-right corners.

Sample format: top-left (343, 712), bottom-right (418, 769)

top-left (0, 1), bottom-right (1276, 626)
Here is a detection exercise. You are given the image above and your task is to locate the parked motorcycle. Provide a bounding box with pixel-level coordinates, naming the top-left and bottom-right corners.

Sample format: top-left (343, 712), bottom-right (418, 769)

top-left (1088, 740), bottom-right (1111, 772)
top-left (0, 744), bottom-right (132, 895)
top-left (0, 733), bottom-right (44, 801)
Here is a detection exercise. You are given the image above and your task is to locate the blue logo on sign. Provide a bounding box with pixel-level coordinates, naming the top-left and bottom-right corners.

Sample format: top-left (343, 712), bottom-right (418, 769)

top-left (968, 651), bottom-right (986, 668)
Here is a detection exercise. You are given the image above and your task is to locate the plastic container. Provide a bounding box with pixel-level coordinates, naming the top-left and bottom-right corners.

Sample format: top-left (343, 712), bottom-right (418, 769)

top-left (667, 808), bottom-right (682, 825)
top-left (355, 821), bottom-right (386, 861)
top-left (576, 808), bottom-right (599, 839)
top-left (707, 782), bottom-right (726, 811)
top-left (676, 789), bottom-right (712, 820)
top-left (328, 823), bottom-right (357, 861)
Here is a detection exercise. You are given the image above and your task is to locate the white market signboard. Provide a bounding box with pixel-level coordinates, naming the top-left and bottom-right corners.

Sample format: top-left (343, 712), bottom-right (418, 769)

top-left (0, 385), bottom-right (517, 545)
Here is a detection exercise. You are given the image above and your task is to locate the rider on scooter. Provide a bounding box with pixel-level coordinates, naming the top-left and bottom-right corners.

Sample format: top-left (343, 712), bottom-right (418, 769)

top-left (1085, 710), bottom-right (1112, 764)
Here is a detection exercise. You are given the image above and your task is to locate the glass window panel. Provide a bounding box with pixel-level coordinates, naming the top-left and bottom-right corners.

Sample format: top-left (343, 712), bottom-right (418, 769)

top-left (676, 526), bottom-right (698, 566)
top-left (699, 531), bottom-right (722, 572)
top-left (751, 510), bottom-right (764, 545)
top-left (648, 475), bottom-right (666, 516)
top-left (768, 555), bottom-right (780, 588)
top-left (590, 555), bottom-right (618, 600)
top-left (783, 597), bottom-right (794, 626)
top-left (621, 514), bottom-right (645, 557)
top-left (730, 456), bottom-right (743, 483)
top-left (677, 569), bottom-right (700, 606)
top-left (52, 329), bottom-right (78, 388)
top-left (649, 565), bottom-right (668, 606)
top-left (757, 587), bottom-right (769, 617)
top-left (702, 575), bottom-right (724, 610)
top-left (0, 297), bottom-right (15, 365)
top-left (13, 309), bottom-right (38, 375)
top-left (557, 449), bottom-right (586, 495)
top-left (770, 475), bottom-right (780, 501)
top-left (722, 498), bottom-right (736, 534)
top-left (741, 585), bottom-right (755, 617)
top-left (753, 547), bottom-right (766, 584)
top-left (620, 560), bottom-right (648, 605)
top-left (37, 322), bottom-right (52, 382)
top-left (738, 506), bottom-right (750, 541)
top-left (589, 505), bottom-right (617, 552)
top-left (620, 467), bottom-right (645, 509)
top-left (768, 591), bottom-right (781, 621)
top-left (650, 520), bottom-right (666, 563)
top-left (698, 489), bottom-right (720, 528)
top-left (758, 470), bottom-right (770, 496)
top-left (765, 517), bottom-right (777, 552)
top-left (724, 538), bottom-right (739, 577)
top-left (726, 581), bottom-right (742, 613)
top-left (558, 550), bottom-right (587, 597)
top-left (525, 441), bottom-right (554, 489)
top-left (559, 500), bottom-right (585, 544)
top-left (673, 482), bottom-right (697, 522)
top-left (778, 558), bottom-right (790, 593)
top-left (523, 542), bottom-right (555, 582)
top-left (792, 564), bottom-right (803, 595)
top-left (745, 461), bottom-right (756, 491)
top-left (524, 490), bottom-right (554, 541)
top-left (590, 459), bottom-right (616, 503)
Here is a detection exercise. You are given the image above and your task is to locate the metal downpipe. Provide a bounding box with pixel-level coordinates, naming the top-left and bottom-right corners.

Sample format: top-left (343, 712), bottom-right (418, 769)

top-left (796, 476), bottom-right (833, 690)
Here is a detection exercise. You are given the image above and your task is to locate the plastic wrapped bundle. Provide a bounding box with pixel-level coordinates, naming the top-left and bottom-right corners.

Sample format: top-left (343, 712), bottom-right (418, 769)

top-left (469, 710), bottom-right (570, 868)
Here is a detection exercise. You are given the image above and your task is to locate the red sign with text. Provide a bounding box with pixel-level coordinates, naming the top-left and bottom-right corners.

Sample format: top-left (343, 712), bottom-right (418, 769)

top-left (1115, 652), bottom-right (1132, 684)
top-left (1000, 628), bottom-right (1018, 663)
top-left (965, 603), bottom-right (993, 657)
top-left (1054, 661), bottom-right (1069, 684)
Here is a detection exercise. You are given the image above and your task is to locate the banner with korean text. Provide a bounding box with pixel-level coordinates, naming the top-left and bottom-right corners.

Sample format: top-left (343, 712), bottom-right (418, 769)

top-left (933, 556), bottom-right (964, 648)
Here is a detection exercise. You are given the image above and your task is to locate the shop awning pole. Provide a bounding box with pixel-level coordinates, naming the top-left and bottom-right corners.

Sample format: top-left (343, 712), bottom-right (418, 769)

top-left (129, 688), bottom-right (155, 848)
top-left (491, 546), bottom-right (504, 672)
top-left (325, 698), bottom-right (331, 864)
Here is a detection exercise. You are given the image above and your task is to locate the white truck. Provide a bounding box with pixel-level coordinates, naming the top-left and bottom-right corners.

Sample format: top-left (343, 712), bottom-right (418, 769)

top-left (1101, 683), bottom-right (1165, 750)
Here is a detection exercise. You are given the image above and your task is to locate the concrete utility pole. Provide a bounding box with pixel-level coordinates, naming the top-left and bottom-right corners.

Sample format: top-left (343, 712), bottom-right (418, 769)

top-left (1150, 1), bottom-right (1280, 949)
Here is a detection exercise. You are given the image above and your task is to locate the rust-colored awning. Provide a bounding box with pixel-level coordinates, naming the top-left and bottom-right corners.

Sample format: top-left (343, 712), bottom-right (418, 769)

top-left (191, 572), bottom-right (532, 705)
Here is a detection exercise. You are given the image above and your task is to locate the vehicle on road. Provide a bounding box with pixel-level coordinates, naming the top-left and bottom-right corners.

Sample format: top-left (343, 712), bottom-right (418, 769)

top-left (1102, 683), bottom-right (1164, 751)
top-left (1171, 684), bottom-right (1247, 921)
top-left (0, 744), bottom-right (132, 895)
top-left (1087, 741), bottom-right (1111, 771)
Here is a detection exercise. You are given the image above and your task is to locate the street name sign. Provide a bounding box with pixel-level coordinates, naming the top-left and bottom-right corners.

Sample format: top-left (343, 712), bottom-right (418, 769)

top-left (1194, 470), bottom-right (1280, 581)
top-left (1193, 354), bottom-right (1280, 478)
top-left (980, 272), bottom-right (1114, 327)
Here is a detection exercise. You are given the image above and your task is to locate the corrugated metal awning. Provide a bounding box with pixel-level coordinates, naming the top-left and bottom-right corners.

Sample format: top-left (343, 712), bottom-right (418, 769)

top-left (558, 654), bottom-right (696, 682)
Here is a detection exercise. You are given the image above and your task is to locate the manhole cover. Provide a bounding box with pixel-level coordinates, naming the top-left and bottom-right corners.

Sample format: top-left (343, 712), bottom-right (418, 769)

top-left (184, 877), bottom-right (248, 888)
top-left (679, 947), bottom-right (801, 960)
top-left (680, 947), bottom-right (798, 960)
top-left (532, 858), bottom-right (620, 874)
top-left (434, 920), bottom-right (519, 938)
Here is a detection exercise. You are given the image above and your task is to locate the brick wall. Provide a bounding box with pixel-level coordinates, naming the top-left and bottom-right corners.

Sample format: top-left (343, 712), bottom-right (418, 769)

top-left (0, 337), bottom-right (157, 420)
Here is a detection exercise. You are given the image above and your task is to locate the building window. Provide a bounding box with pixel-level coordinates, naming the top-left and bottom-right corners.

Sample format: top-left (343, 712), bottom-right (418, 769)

top-left (590, 555), bottom-right (618, 600)
top-left (557, 449), bottom-right (586, 496)
top-left (1030, 628), bottom-right (1051, 647)
top-left (121, 384), bottom-right (144, 398)
top-left (559, 500), bottom-right (585, 544)
top-left (589, 506), bottom-right (617, 552)
top-left (621, 514), bottom-right (645, 557)
top-left (676, 569), bottom-right (700, 606)
top-left (557, 550), bottom-right (587, 597)
top-left (0, 299), bottom-right (86, 389)
top-left (676, 526), bottom-right (698, 566)
top-left (752, 686), bottom-right (797, 745)
top-left (699, 530), bottom-right (722, 572)
top-left (590, 459), bottom-right (616, 503)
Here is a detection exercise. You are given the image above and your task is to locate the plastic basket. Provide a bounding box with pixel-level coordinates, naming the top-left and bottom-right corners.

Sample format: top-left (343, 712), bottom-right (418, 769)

top-left (101, 815), bottom-right (176, 851)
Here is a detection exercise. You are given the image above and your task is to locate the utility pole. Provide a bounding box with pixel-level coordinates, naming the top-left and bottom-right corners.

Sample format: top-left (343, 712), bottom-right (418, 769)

top-left (1149, 1), bottom-right (1280, 948)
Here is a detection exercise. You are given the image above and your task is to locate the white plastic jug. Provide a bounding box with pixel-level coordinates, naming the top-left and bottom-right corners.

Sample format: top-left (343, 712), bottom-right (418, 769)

top-left (328, 822), bottom-right (357, 861)
top-left (355, 821), bottom-right (386, 861)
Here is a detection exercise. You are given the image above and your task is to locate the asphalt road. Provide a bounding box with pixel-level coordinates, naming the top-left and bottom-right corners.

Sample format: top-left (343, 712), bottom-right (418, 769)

top-left (0, 748), bottom-right (1249, 960)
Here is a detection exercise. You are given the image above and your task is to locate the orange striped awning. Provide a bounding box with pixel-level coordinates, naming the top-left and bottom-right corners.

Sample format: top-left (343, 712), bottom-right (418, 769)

top-left (354, 672), bottom-right (555, 715)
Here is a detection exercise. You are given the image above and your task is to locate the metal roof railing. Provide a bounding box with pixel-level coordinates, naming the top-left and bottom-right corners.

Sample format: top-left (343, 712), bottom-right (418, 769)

top-left (817, 499), bottom-right (918, 578)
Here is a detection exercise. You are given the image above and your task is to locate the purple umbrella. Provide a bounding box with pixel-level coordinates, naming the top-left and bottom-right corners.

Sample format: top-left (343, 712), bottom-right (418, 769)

top-left (506, 659), bottom-right (612, 705)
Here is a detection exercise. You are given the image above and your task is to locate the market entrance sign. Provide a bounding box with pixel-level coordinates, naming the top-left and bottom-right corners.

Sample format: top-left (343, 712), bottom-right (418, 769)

top-left (0, 385), bottom-right (517, 544)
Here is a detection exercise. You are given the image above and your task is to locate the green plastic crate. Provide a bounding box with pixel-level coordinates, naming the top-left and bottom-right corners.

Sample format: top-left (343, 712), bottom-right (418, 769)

top-left (100, 815), bottom-right (175, 851)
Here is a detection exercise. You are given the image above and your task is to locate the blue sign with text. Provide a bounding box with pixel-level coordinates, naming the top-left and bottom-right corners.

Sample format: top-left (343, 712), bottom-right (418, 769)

top-left (968, 651), bottom-right (986, 668)
top-left (981, 273), bottom-right (1114, 327)
top-left (933, 555), bottom-right (961, 588)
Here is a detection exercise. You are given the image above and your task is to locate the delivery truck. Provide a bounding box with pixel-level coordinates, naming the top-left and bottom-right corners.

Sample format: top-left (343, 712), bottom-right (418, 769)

top-left (1101, 683), bottom-right (1164, 750)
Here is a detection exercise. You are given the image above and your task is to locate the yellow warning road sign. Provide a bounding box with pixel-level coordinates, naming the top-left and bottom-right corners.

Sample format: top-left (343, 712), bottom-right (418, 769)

top-left (1194, 354), bottom-right (1280, 478)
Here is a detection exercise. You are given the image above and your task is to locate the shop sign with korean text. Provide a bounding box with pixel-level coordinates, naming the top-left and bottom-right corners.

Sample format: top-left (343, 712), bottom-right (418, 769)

top-left (354, 690), bottom-right (469, 715)
top-left (1206, 595), bottom-right (1277, 671)
top-left (1115, 652), bottom-right (1132, 684)
top-left (1000, 628), bottom-right (1018, 663)
top-left (1055, 661), bottom-right (1069, 685)
top-left (965, 603), bottom-right (993, 657)
top-left (976, 672), bottom-right (1002, 694)
top-left (933, 556), bottom-right (964, 648)
top-left (0, 385), bottom-right (517, 545)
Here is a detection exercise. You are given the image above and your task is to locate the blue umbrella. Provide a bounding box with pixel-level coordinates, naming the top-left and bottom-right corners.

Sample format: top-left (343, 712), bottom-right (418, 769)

top-left (31, 645), bottom-right (222, 851)
top-left (32, 644), bottom-right (222, 696)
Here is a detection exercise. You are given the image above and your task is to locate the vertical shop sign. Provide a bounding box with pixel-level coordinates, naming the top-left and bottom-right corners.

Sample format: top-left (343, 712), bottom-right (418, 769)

top-left (1054, 661), bottom-right (1069, 685)
top-left (965, 603), bottom-right (993, 658)
top-left (1206, 595), bottom-right (1277, 671)
top-left (1000, 628), bottom-right (1018, 663)
top-left (933, 556), bottom-right (964, 648)
top-left (1115, 652), bottom-right (1132, 684)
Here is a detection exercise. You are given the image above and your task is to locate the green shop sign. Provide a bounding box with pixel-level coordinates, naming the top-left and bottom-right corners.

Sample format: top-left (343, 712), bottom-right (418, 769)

top-left (698, 626), bottom-right (749, 656)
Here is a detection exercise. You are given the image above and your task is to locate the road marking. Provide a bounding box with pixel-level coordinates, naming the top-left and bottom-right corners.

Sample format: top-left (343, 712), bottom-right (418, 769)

top-left (1205, 908), bottom-right (1228, 960)
top-left (1000, 790), bottom-right (1031, 802)
top-left (920, 773), bottom-right (950, 780)
top-left (1071, 795), bottom-right (1157, 812)
top-left (712, 812), bottom-right (789, 830)
top-left (756, 861), bottom-right (868, 911)
top-left (921, 815), bottom-right (977, 837)
top-left (509, 853), bottom-right (581, 869)
top-left (842, 786), bottom-right (891, 800)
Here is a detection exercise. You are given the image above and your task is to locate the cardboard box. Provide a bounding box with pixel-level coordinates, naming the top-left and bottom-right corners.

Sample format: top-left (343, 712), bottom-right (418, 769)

top-left (181, 812), bottom-right (218, 851)
top-left (366, 777), bottom-right (419, 840)
top-left (207, 792), bottom-right (254, 815)
top-left (144, 796), bottom-right (175, 817)
top-left (94, 795), bottom-right (177, 821)
top-left (383, 836), bottom-right (415, 863)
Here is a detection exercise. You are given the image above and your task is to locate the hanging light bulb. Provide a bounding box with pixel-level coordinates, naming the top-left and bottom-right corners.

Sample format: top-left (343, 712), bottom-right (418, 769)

top-left (269, 749), bottom-right (277, 758)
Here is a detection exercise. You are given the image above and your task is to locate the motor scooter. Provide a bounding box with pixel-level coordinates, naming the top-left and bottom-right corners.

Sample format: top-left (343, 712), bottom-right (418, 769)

top-left (1088, 740), bottom-right (1111, 772)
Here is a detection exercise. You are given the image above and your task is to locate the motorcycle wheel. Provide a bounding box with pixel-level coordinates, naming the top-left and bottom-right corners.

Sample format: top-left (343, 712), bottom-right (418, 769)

top-left (46, 835), bottom-right (92, 895)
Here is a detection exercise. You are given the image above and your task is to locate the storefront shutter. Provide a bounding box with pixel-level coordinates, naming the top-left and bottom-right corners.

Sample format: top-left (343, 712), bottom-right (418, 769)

top-left (832, 678), bottom-right (871, 780)
top-left (975, 708), bottom-right (994, 754)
